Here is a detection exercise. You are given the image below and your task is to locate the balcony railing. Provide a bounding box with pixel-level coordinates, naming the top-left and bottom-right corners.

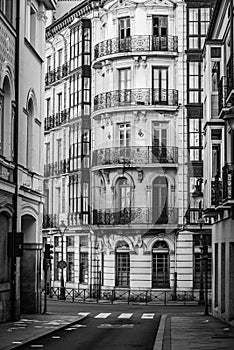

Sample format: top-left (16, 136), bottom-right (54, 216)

top-left (227, 55), bottom-right (234, 98)
top-left (94, 35), bottom-right (178, 60)
top-left (94, 88), bottom-right (178, 111)
top-left (43, 214), bottom-right (59, 229)
top-left (93, 207), bottom-right (178, 225)
top-left (44, 109), bottom-right (70, 131)
top-left (45, 62), bottom-right (69, 87)
top-left (222, 163), bottom-right (234, 203)
top-left (44, 159), bottom-right (69, 177)
top-left (218, 76), bottom-right (228, 114)
top-left (92, 146), bottom-right (178, 167)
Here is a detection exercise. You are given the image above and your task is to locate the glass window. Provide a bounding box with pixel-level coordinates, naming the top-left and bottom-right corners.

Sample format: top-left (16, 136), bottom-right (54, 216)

top-left (116, 242), bottom-right (130, 287)
top-left (188, 118), bottom-right (202, 161)
top-left (66, 252), bottom-right (75, 282)
top-left (187, 7), bottom-right (210, 50)
top-left (188, 62), bottom-right (202, 104)
top-left (152, 177), bottom-right (168, 224)
top-left (119, 123), bottom-right (131, 147)
top-left (152, 240), bottom-right (170, 288)
top-left (80, 252), bottom-right (88, 283)
top-left (54, 252), bottom-right (59, 281)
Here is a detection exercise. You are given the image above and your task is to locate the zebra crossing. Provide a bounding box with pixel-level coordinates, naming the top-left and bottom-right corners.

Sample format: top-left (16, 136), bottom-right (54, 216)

top-left (77, 312), bottom-right (155, 320)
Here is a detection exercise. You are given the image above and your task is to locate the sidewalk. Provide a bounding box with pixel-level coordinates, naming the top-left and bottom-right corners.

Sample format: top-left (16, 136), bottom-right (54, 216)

top-left (158, 312), bottom-right (234, 350)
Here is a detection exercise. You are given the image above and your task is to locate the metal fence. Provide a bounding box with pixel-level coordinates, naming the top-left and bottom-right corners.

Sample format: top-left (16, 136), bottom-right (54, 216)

top-left (46, 287), bottom-right (212, 306)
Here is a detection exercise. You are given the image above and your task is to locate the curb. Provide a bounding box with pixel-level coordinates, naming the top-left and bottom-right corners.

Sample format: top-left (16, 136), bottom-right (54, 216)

top-left (8, 315), bottom-right (88, 350)
top-left (153, 314), bottom-right (167, 350)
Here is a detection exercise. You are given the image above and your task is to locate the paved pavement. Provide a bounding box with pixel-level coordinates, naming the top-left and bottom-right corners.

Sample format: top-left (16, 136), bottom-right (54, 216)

top-left (0, 303), bottom-right (234, 349)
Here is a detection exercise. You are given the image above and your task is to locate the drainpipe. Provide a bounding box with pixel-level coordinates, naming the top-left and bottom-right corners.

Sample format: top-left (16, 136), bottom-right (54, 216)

top-left (11, 0), bottom-right (20, 321)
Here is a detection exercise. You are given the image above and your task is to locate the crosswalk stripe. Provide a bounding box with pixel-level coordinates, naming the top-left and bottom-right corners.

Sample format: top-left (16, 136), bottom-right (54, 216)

top-left (118, 313), bottom-right (133, 319)
top-left (141, 313), bottom-right (155, 319)
top-left (95, 313), bottom-right (112, 319)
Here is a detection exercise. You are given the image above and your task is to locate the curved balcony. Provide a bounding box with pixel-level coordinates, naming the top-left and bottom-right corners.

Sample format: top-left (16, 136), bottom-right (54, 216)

top-left (93, 207), bottom-right (178, 225)
top-left (94, 88), bottom-right (178, 112)
top-left (94, 35), bottom-right (178, 61)
top-left (92, 146), bottom-right (178, 167)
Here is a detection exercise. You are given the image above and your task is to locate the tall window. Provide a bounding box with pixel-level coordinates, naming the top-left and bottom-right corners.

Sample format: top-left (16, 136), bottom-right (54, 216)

top-left (119, 68), bottom-right (131, 103)
top-left (187, 7), bottom-right (210, 49)
top-left (57, 139), bottom-right (62, 165)
top-left (58, 49), bottom-right (63, 67)
top-left (119, 123), bottom-right (131, 147)
top-left (70, 21), bottom-right (91, 71)
top-left (82, 182), bottom-right (89, 224)
top-left (29, 5), bottom-right (36, 46)
top-left (80, 252), bottom-right (88, 283)
top-left (0, 0), bottom-right (13, 23)
top-left (57, 93), bottom-right (62, 115)
top-left (152, 16), bottom-right (168, 50)
top-left (152, 177), bottom-right (168, 224)
top-left (46, 98), bottom-right (51, 118)
top-left (47, 56), bottom-right (51, 73)
top-left (54, 252), bottom-right (59, 281)
top-left (45, 143), bottom-right (50, 165)
top-left (66, 252), bottom-right (75, 282)
top-left (119, 17), bottom-right (131, 51)
top-left (82, 129), bottom-right (90, 168)
top-left (188, 61), bottom-right (203, 104)
top-left (0, 91), bottom-right (4, 155)
top-left (152, 122), bottom-right (168, 161)
top-left (153, 67), bottom-right (168, 104)
top-left (152, 240), bottom-right (170, 288)
top-left (116, 241), bottom-right (130, 287)
top-left (26, 99), bottom-right (34, 169)
top-left (188, 117), bottom-right (202, 161)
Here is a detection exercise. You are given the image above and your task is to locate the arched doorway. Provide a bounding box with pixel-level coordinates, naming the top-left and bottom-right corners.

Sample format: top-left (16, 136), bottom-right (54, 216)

top-left (152, 176), bottom-right (168, 224)
top-left (152, 240), bottom-right (170, 288)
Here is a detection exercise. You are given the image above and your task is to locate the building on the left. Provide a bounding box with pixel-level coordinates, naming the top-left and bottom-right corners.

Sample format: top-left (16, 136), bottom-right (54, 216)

top-left (0, 0), bottom-right (57, 322)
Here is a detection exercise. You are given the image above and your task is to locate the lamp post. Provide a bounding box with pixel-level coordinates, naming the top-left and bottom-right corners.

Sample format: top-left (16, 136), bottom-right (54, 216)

top-left (58, 221), bottom-right (67, 300)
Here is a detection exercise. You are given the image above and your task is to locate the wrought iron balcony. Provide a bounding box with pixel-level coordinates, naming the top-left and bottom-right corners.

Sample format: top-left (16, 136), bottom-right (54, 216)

top-left (45, 62), bottom-right (69, 87)
top-left (44, 159), bottom-right (69, 177)
top-left (93, 207), bottom-right (178, 225)
top-left (222, 163), bottom-right (234, 203)
top-left (218, 76), bottom-right (228, 114)
top-left (94, 88), bottom-right (178, 111)
top-left (92, 146), bottom-right (178, 167)
top-left (44, 109), bottom-right (70, 131)
top-left (94, 35), bottom-right (178, 60)
top-left (227, 55), bottom-right (234, 99)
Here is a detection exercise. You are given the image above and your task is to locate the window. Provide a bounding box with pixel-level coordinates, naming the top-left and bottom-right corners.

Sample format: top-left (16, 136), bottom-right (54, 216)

top-left (211, 61), bottom-right (220, 92)
top-left (66, 252), bottom-right (75, 282)
top-left (80, 235), bottom-right (89, 247)
top-left (188, 61), bottom-right (203, 104)
top-left (45, 143), bottom-right (50, 165)
top-left (0, 0), bottom-right (13, 24)
top-left (187, 7), bottom-right (210, 49)
top-left (70, 21), bottom-right (91, 71)
top-left (119, 17), bottom-right (131, 51)
top-left (82, 182), bottom-right (89, 224)
top-left (57, 93), bottom-right (62, 115)
top-left (115, 178), bottom-right (131, 224)
top-left (188, 118), bottom-right (202, 161)
top-left (152, 122), bottom-right (168, 161)
top-left (58, 49), bottom-right (63, 67)
top-left (46, 98), bottom-right (51, 118)
top-left (47, 56), bottom-right (52, 73)
top-left (152, 177), bottom-right (168, 224)
top-left (0, 92), bottom-right (4, 155)
top-left (26, 99), bottom-right (34, 169)
top-left (54, 236), bottom-right (59, 247)
top-left (116, 241), bottom-right (130, 287)
top-left (82, 129), bottom-right (90, 168)
top-left (119, 123), bottom-right (131, 147)
top-left (57, 139), bottom-right (62, 165)
top-left (80, 252), bottom-right (88, 283)
top-left (1, 76), bottom-right (13, 159)
top-left (152, 241), bottom-right (170, 288)
top-left (29, 5), bottom-right (36, 46)
top-left (212, 144), bottom-right (221, 177)
top-left (56, 188), bottom-right (61, 214)
top-left (119, 68), bottom-right (131, 103)
top-left (152, 16), bottom-right (168, 50)
top-left (153, 67), bottom-right (168, 104)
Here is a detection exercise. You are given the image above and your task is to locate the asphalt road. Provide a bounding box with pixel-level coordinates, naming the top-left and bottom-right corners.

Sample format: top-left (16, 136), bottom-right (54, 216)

top-left (18, 307), bottom-right (160, 350)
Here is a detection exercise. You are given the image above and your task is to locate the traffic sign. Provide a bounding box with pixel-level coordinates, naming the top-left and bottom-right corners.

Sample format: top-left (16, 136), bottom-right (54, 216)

top-left (58, 260), bottom-right (67, 269)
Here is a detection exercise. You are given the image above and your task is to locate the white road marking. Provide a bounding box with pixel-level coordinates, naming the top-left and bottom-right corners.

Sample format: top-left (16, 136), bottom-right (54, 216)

top-left (12, 342), bottom-right (22, 344)
top-left (52, 336), bottom-right (60, 339)
top-left (30, 345), bottom-right (44, 348)
top-left (118, 313), bottom-right (133, 319)
top-left (141, 313), bottom-right (155, 319)
top-left (72, 324), bottom-right (87, 328)
top-left (77, 312), bottom-right (90, 316)
top-left (98, 324), bottom-right (134, 328)
top-left (95, 313), bottom-right (111, 319)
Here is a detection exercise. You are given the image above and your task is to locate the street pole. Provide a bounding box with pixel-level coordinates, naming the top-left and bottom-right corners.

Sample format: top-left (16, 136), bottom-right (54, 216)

top-left (203, 244), bottom-right (209, 316)
top-left (59, 233), bottom-right (65, 300)
top-left (199, 234), bottom-right (204, 304)
top-left (43, 259), bottom-right (48, 314)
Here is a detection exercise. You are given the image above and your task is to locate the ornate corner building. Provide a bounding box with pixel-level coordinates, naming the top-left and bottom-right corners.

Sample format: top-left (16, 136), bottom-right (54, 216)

top-left (0, 0), bottom-right (57, 322)
top-left (43, 0), bottom-right (213, 300)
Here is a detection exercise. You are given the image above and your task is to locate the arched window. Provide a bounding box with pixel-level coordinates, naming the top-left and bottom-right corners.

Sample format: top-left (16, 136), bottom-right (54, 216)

top-left (0, 76), bottom-right (12, 158)
top-left (26, 98), bottom-right (34, 168)
top-left (152, 176), bottom-right (168, 224)
top-left (115, 241), bottom-right (130, 287)
top-left (152, 240), bottom-right (170, 288)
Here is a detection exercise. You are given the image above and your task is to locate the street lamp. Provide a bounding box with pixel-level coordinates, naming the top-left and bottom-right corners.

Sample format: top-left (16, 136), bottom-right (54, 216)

top-left (58, 221), bottom-right (67, 300)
